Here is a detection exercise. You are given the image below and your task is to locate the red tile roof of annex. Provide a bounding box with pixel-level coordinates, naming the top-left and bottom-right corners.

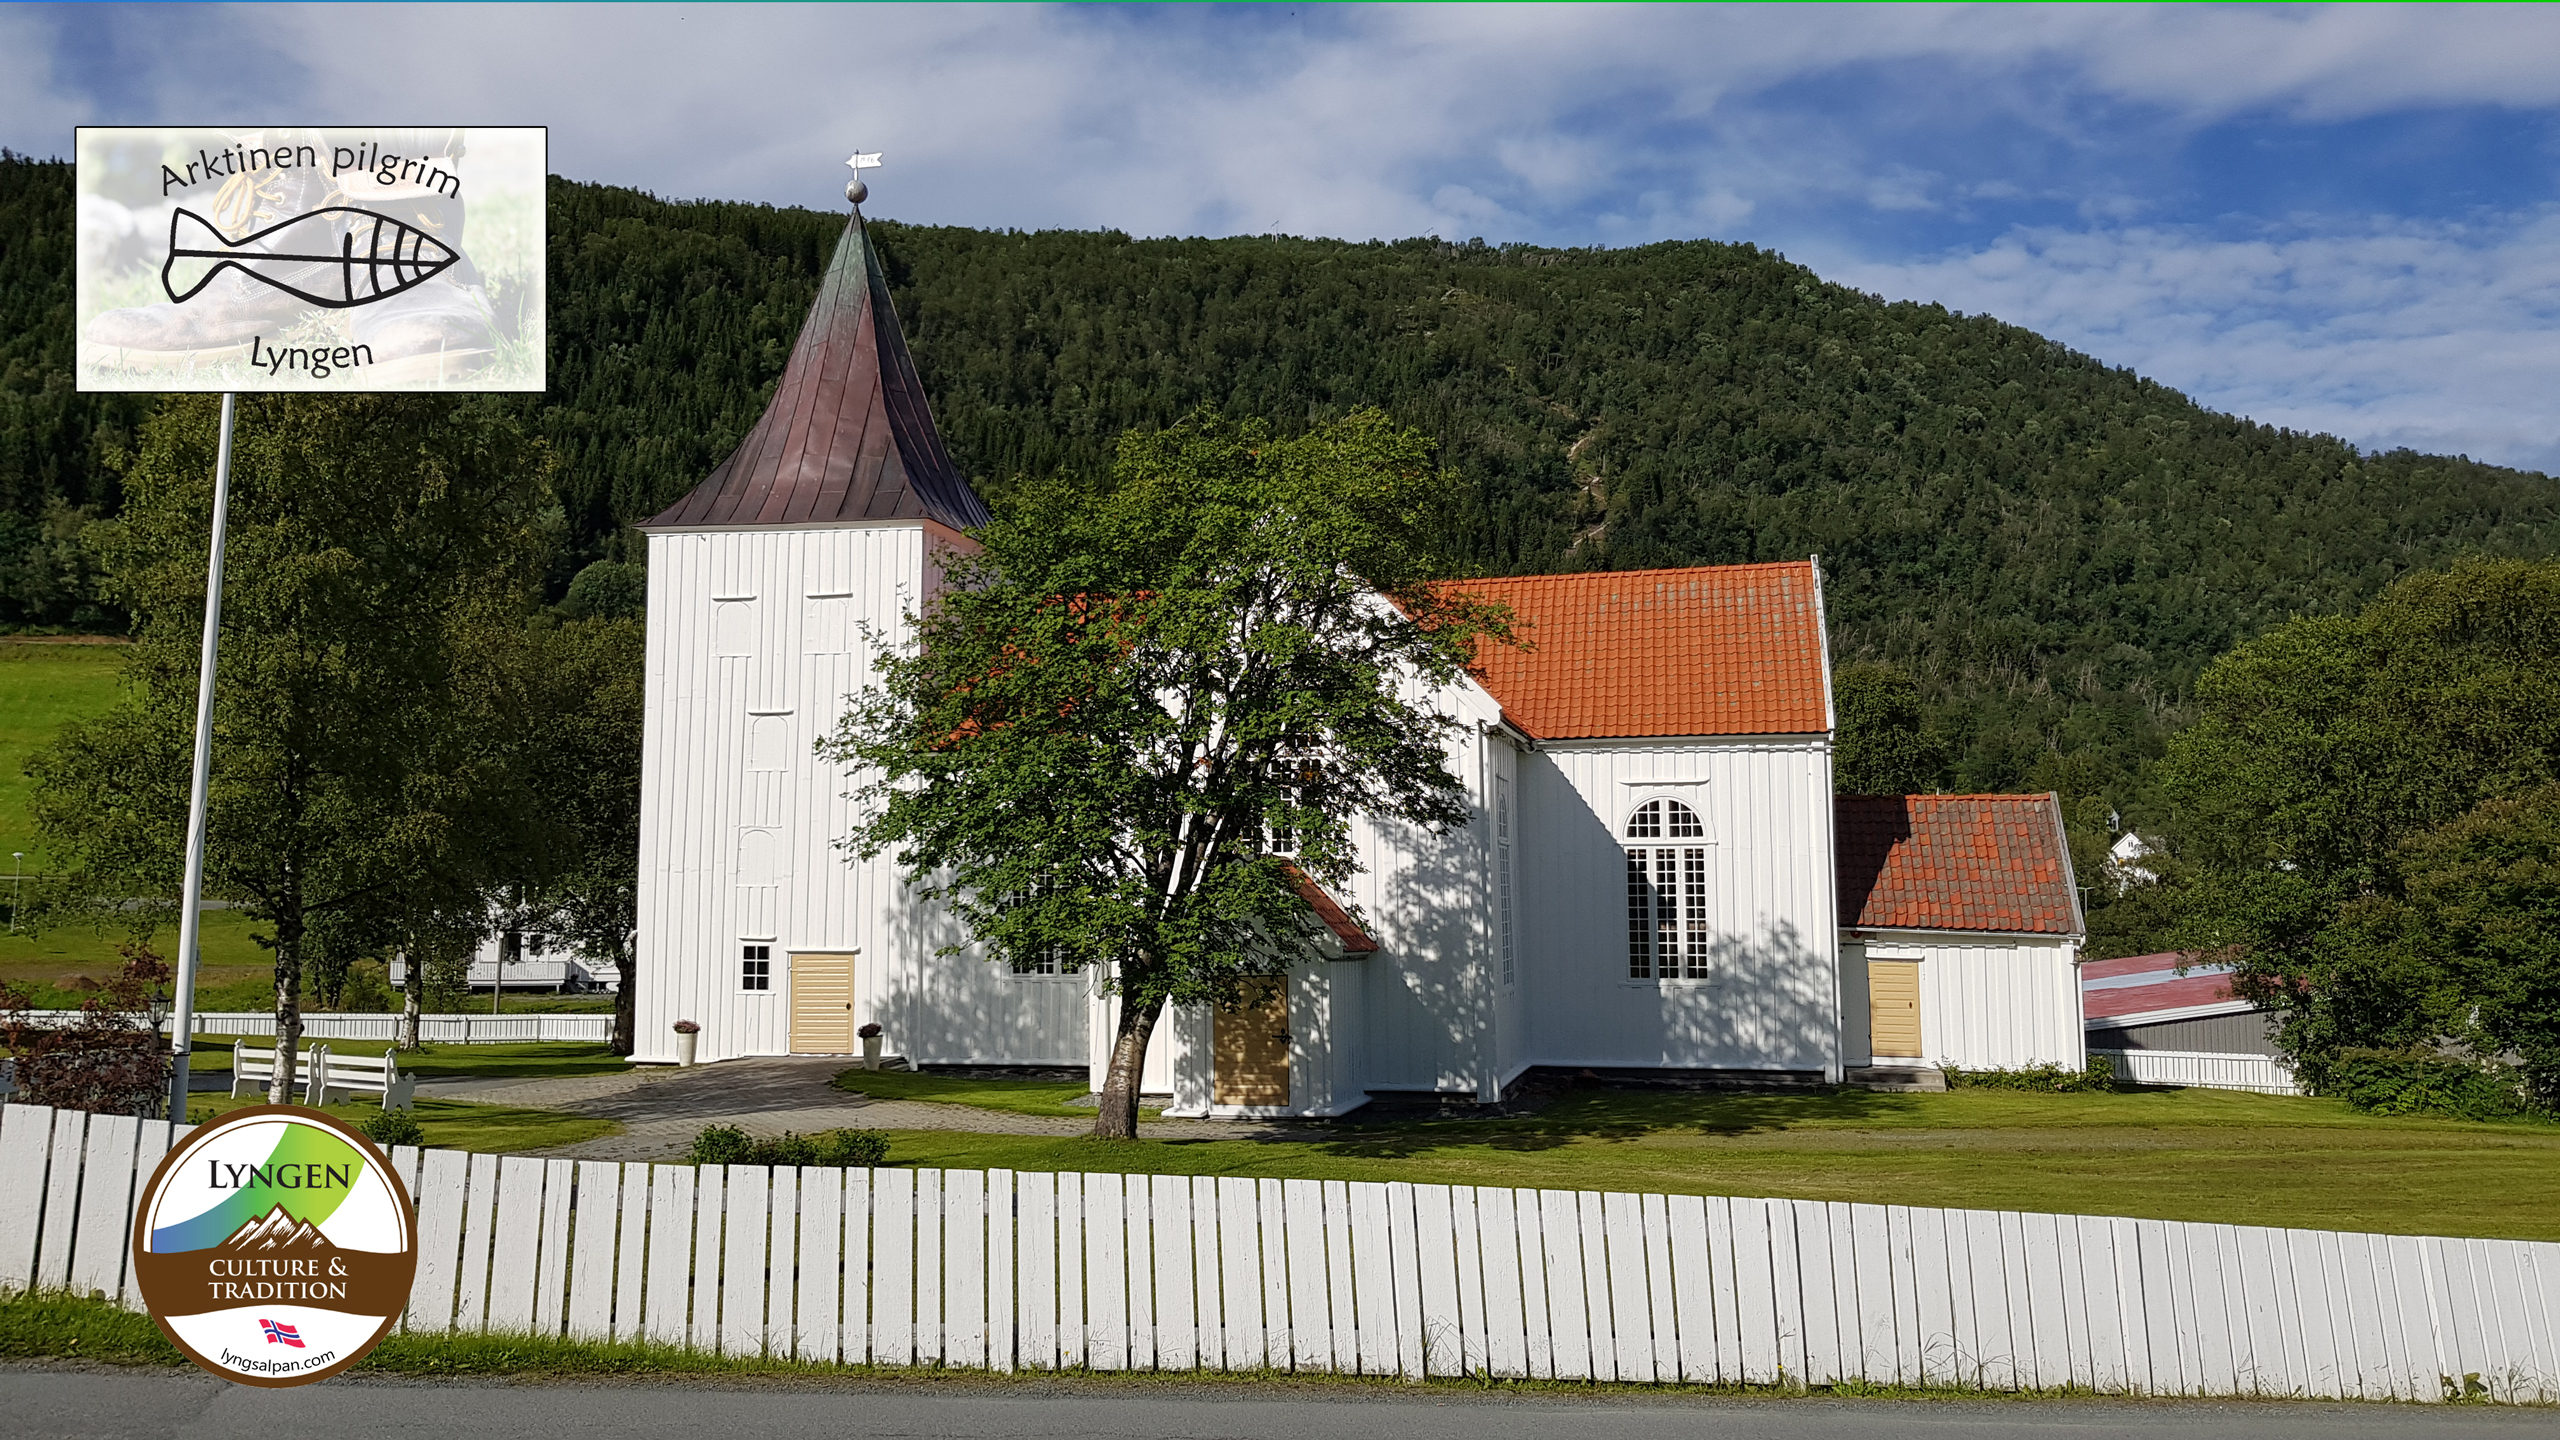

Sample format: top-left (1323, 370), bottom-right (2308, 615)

top-left (1438, 561), bottom-right (1830, 740)
top-left (1836, 794), bottom-right (2083, 937)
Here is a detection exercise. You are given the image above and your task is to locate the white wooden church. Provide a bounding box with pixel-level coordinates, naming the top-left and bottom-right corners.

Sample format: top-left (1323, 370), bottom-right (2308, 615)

top-left (632, 203), bottom-right (2090, 1114)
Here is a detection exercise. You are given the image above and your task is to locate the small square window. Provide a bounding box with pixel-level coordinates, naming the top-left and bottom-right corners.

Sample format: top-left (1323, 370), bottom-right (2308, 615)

top-left (741, 944), bottom-right (772, 991)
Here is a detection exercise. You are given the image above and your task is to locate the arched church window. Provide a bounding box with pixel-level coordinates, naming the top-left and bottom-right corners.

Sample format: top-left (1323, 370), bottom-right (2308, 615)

top-left (1625, 799), bottom-right (1710, 979)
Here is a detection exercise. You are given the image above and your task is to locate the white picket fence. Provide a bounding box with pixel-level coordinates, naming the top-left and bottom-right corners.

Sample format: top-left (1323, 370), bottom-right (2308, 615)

top-left (12, 1011), bottom-right (611, 1044)
top-left (3, 1101), bottom-right (2553, 1401)
top-left (2090, 1048), bottom-right (2301, 1096)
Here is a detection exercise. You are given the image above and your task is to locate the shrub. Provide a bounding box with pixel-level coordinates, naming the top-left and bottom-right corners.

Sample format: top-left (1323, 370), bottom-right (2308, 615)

top-left (0, 945), bottom-right (173, 1115)
top-left (361, 1109), bottom-right (426, 1147)
top-left (686, 1123), bottom-right (886, 1168)
top-left (1943, 1055), bottom-right (2117, 1092)
top-left (2318, 1049), bottom-right (2542, 1122)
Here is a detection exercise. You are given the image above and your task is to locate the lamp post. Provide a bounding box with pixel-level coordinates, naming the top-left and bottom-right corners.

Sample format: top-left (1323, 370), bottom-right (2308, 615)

top-left (9, 852), bottom-right (20, 933)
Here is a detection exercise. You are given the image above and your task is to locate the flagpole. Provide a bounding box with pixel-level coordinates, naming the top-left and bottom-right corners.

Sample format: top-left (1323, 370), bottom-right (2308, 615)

top-left (167, 392), bottom-right (236, 1120)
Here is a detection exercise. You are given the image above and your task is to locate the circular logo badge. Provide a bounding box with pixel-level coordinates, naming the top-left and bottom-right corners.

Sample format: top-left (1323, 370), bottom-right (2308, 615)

top-left (129, 1105), bottom-right (417, 1386)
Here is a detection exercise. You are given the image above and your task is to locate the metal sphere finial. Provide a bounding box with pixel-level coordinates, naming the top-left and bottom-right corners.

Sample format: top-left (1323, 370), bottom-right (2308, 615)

top-left (844, 150), bottom-right (881, 208)
top-left (846, 178), bottom-right (869, 206)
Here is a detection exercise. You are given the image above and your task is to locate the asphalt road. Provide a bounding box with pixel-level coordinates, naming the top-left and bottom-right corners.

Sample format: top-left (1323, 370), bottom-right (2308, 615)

top-left (4, 1365), bottom-right (2552, 1440)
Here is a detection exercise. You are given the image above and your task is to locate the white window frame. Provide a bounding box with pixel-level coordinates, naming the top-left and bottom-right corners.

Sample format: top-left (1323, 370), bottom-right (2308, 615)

top-left (1624, 797), bottom-right (1714, 981)
top-left (739, 941), bottom-right (774, 993)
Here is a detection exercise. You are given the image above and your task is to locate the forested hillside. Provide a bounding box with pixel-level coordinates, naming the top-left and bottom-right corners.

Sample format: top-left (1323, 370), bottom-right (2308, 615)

top-left (7, 157), bottom-right (2557, 828)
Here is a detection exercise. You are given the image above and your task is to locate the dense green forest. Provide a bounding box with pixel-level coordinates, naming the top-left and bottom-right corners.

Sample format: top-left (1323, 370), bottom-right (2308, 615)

top-left (7, 155), bottom-right (2557, 879)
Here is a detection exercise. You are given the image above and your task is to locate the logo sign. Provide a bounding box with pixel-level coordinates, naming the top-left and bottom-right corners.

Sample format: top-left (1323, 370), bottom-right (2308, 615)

top-left (74, 126), bottom-right (546, 393)
top-left (130, 1105), bottom-right (418, 1386)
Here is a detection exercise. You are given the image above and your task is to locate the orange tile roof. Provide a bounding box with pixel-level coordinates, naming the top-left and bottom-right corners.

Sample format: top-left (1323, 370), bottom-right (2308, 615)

top-left (1438, 561), bottom-right (1830, 739)
top-left (1837, 794), bottom-right (2082, 936)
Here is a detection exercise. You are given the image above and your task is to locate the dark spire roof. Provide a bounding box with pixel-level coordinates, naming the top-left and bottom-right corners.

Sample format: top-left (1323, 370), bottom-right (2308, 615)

top-left (644, 209), bottom-right (990, 532)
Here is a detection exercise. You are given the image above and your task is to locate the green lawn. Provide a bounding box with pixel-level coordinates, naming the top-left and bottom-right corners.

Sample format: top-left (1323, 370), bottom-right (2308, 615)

top-left (181, 1091), bottom-right (617, 1153)
top-left (832, 1065), bottom-right (1158, 1119)
top-left (862, 1086), bottom-right (2560, 1243)
top-left (0, 641), bottom-right (125, 868)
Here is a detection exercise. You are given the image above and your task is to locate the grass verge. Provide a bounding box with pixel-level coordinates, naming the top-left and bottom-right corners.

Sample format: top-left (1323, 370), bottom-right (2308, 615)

top-left (831, 1066), bottom-right (1156, 1119)
top-left (186, 1039), bottom-right (630, 1083)
top-left (863, 1085), bottom-right (2560, 1242)
top-left (0, 1291), bottom-right (2296, 1403)
top-left (178, 1093), bottom-right (616, 1154)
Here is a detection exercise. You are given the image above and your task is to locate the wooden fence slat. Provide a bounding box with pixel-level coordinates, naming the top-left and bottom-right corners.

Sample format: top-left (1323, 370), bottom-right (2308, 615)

top-left (1346, 1181), bottom-right (1395, 1377)
top-left (1539, 1189), bottom-right (1592, 1381)
top-left (1880, 1206), bottom-right (1920, 1386)
top-left (2288, 1229), bottom-right (2342, 1399)
top-left (1449, 1186), bottom-right (1488, 1378)
top-left (844, 1168), bottom-right (874, 1366)
top-left (1957, 1210), bottom-right (2009, 1389)
top-left (1474, 1187), bottom-right (1528, 1379)
top-left (1639, 1192), bottom-right (1677, 1384)
top-left (767, 1167), bottom-right (800, 1359)
top-left (66, 1113), bottom-right (137, 1302)
top-left (564, 1160), bottom-right (619, 1341)
top-left (2074, 1216), bottom-right (2127, 1393)
top-left (797, 1168), bottom-right (844, 1363)
top-left (642, 1166), bottom-right (691, 1347)
top-left (1907, 1205), bottom-right (1956, 1386)
top-left (1703, 1196), bottom-right (1741, 1384)
top-left (1215, 1177), bottom-right (1260, 1370)
top-left (1151, 1173), bottom-right (1195, 1371)
top-left (688, 1164), bottom-right (727, 1351)
top-left (1278, 1178), bottom-right (1325, 1371)
top-left (1664, 1194), bottom-right (1712, 1383)
top-left (453, 1152), bottom-right (504, 1332)
top-left (2520, 1241), bottom-right (2560, 1402)
top-left (1386, 1182), bottom-right (1425, 1379)
top-left (1729, 1198), bottom-right (1778, 1385)
top-left (946, 1168), bottom-right (987, 1370)
top-left (405, 1147), bottom-right (469, 1331)
top-left (915, 1169), bottom-right (945, 1366)
top-left (532, 1157), bottom-right (577, 1338)
top-left (1256, 1179), bottom-right (1290, 1372)
top-left (1997, 1211), bottom-right (2037, 1391)
top-left (1765, 1197), bottom-right (1805, 1387)
top-left (0, 1105), bottom-right (52, 1293)
top-left (35, 1108), bottom-right (85, 1291)
top-left (1321, 1180), bottom-right (1357, 1372)
top-left (1786, 1201), bottom-right (1836, 1386)
top-left (481, 1155), bottom-right (546, 1333)
top-left (986, 1170), bottom-right (1015, 1373)
top-left (2021, 1210), bottom-right (2069, 1390)
top-left (123, 1121), bottom-right (179, 1308)
top-left (1184, 1176), bottom-right (1218, 1373)
top-left (1016, 1171), bottom-right (1055, 1370)
top-left (1600, 1190), bottom-right (1650, 1382)
top-left (1053, 1172), bottom-right (1084, 1371)
top-left (1085, 1173), bottom-right (1127, 1371)
top-left (1515, 1186), bottom-right (1557, 1380)
top-left (605, 1164), bottom-right (645, 1343)
top-left (872, 1167), bottom-right (916, 1366)
top-left (1849, 1202), bottom-right (1896, 1386)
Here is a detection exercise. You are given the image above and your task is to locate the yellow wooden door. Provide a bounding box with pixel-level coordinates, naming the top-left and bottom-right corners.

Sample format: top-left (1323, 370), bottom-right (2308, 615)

top-left (1868, 960), bottom-right (1923, 1059)
top-left (789, 951), bottom-right (857, 1054)
top-left (1213, 978), bottom-right (1290, 1107)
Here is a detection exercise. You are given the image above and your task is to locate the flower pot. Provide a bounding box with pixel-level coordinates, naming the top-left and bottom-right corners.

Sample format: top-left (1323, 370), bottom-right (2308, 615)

top-left (676, 1031), bottom-right (698, 1068)
top-left (861, 1034), bottom-right (883, 1069)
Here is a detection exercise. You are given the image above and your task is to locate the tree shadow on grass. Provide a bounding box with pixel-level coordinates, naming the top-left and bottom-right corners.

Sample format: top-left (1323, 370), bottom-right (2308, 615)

top-left (1155, 1084), bottom-right (1922, 1160)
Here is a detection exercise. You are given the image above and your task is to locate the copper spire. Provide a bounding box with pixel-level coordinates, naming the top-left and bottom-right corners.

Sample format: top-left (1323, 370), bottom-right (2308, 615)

top-left (645, 202), bottom-right (988, 531)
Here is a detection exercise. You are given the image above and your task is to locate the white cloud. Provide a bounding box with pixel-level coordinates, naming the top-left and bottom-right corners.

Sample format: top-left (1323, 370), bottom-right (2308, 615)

top-left (0, 9), bottom-right (88, 151)
top-left (1826, 210), bottom-right (2560, 472)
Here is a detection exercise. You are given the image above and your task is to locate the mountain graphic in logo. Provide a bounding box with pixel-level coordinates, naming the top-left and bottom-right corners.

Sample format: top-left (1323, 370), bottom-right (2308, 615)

top-left (219, 1206), bottom-right (337, 1255)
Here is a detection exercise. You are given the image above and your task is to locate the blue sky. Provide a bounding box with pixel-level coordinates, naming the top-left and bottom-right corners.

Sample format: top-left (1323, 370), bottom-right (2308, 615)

top-left (11, 3), bottom-right (2557, 472)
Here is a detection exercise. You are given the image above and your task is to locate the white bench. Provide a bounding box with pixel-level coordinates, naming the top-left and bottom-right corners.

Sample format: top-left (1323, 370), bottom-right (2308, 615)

top-left (230, 1041), bottom-right (417, 1111)
top-left (306, 1045), bottom-right (416, 1111)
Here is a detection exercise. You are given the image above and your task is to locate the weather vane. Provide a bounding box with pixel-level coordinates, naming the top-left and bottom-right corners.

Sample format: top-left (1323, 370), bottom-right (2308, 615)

top-left (846, 150), bottom-right (882, 205)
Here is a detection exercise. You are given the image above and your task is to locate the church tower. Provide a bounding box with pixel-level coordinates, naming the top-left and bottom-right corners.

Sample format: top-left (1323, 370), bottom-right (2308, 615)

top-left (631, 182), bottom-right (1080, 1066)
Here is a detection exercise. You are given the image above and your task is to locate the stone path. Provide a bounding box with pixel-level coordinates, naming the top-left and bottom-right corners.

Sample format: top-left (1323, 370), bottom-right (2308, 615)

top-left (424, 1057), bottom-right (1315, 1161)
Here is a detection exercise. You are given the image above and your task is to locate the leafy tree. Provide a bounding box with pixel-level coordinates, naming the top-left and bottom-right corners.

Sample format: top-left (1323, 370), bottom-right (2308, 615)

top-left (511, 614), bottom-right (645, 1052)
top-left (1831, 663), bottom-right (1949, 795)
top-left (2161, 558), bottom-right (2560, 1093)
top-left (28, 394), bottom-right (554, 1098)
top-left (558, 560), bottom-right (646, 621)
top-left (829, 409), bottom-right (1513, 1138)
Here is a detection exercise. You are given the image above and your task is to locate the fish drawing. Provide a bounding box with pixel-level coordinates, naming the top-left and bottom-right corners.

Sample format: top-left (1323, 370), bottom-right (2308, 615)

top-left (161, 205), bottom-right (457, 309)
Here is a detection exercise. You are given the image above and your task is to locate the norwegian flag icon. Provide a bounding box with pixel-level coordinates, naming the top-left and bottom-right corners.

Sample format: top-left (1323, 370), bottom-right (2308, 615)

top-left (260, 1318), bottom-right (305, 1348)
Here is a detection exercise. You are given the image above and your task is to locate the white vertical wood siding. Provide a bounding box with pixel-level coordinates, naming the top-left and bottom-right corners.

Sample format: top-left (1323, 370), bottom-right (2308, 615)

top-left (19, 1103), bottom-right (2557, 1402)
top-left (637, 524), bottom-right (1083, 1066)
top-left (1521, 738), bottom-right (1840, 1075)
top-left (1855, 932), bottom-right (2083, 1071)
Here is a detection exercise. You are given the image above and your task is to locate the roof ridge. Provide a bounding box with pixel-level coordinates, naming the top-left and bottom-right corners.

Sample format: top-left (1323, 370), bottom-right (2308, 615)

top-left (1441, 559), bottom-right (1814, 586)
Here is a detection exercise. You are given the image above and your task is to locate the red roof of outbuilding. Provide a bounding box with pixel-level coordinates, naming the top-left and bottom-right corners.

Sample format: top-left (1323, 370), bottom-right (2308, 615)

top-left (2082, 952), bottom-right (2252, 1024)
top-left (643, 208), bottom-right (989, 533)
top-left (1837, 794), bottom-right (2083, 936)
top-left (1438, 562), bottom-right (1830, 739)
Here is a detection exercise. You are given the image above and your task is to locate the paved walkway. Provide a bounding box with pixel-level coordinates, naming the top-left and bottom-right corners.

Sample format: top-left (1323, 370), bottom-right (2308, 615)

top-left (425, 1057), bottom-right (1312, 1161)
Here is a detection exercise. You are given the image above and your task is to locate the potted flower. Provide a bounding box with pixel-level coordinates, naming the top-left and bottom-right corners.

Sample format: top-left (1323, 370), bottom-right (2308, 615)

top-left (672, 1019), bottom-right (700, 1067)
top-left (858, 1021), bottom-right (884, 1070)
